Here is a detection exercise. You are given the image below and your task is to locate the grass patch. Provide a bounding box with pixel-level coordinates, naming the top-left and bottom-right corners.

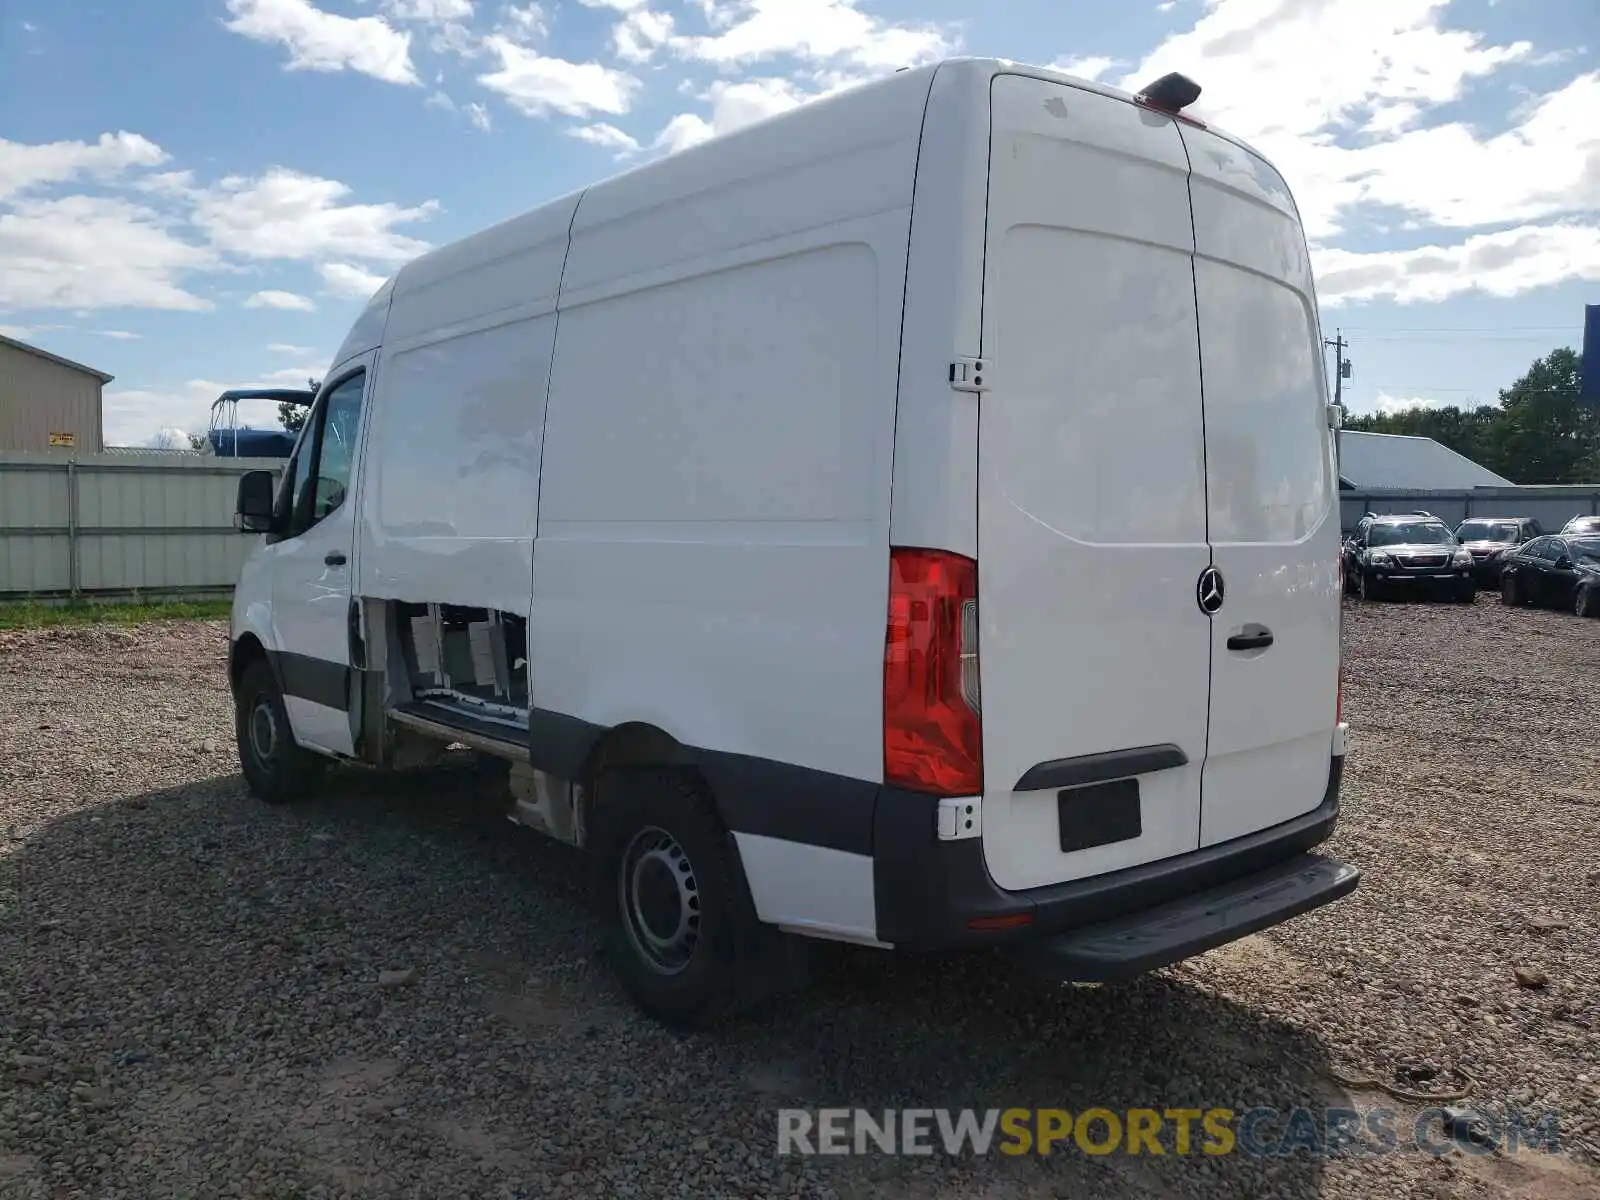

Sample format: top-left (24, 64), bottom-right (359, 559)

top-left (0, 598), bottom-right (232, 631)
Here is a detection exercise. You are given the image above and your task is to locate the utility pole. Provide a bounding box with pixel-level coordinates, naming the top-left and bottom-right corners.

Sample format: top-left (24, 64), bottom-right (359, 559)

top-left (1325, 329), bottom-right (1351, 483)
top-left (1325, 329), bottom-right (1348, 409)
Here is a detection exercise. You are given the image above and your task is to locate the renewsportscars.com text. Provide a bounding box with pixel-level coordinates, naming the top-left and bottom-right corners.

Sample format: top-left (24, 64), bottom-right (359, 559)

top-left (776, 1106), bottom-right (1563, 1159)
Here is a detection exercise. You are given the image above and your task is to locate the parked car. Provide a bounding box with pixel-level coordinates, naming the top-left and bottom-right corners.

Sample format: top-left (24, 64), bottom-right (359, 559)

top-left (1453, 516), bottom-right (1543, 586)
top-left (1499, 534), bottom-right (1600, 616)
top-left (221, 59), bottom-right (1359, 1028)
top-left (1341, 510), bottom-right (1435, 579)
top-left (1559, 515), bottom-right (1600, 536)
top-left (1343, 514), bottom-right (1476, 603)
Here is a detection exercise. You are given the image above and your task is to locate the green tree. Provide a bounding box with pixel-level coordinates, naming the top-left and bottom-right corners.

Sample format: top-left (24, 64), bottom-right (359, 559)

top-left (277, 380), bottom-right (318, 435)
top-left (278, 401), bottom-right (308, 434)
top-left (1344, 346), bottom-right (1599, 484)
top-left (1481, 348), bottom-right (1599, 484)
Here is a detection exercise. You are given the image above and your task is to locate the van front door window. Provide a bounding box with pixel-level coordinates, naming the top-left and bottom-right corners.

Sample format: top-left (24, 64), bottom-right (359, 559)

top-left (311, 374), bottom-right (364, 522)
top-left (280, 372), bottom-right (365, 538)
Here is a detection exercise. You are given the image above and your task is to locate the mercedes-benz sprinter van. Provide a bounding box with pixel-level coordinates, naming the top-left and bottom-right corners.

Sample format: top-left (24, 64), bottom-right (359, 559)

top-left (227, 57), bottom-right (1358, 1027)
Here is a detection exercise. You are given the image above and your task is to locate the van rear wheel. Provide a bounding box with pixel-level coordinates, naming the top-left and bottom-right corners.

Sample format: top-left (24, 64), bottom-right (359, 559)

top-left (589, 767), bottom-right (803, 1028)
top-left (234, 659), bottom-right (326, 803)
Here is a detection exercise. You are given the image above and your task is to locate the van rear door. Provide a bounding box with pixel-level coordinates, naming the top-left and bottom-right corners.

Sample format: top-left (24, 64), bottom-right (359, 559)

top-left (974, 74), bottom-right (1211, 891)
top-left (1179, 125), bottom-right (1341, 846)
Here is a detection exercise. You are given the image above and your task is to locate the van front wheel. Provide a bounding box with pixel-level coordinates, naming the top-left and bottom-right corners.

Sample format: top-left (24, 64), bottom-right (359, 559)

top-left (590, 768), bottom-right (801, 1028)
top-left (234, 658), bottom-right (325, 803)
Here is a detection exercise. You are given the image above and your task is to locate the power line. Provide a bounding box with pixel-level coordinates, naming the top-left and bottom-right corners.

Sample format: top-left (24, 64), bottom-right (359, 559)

top-left (1335, 325), bottom-right (1578, 333)
top-left (1351, 336), bottom-right (1561, 344)
top-left (1363, 385), bottom-right (1577, 394)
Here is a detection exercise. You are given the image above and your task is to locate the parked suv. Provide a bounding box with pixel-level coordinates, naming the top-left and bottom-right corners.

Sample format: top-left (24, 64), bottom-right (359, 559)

top-left (1499, 534), bottom-right (1600, 616)
top-left (1560, 515), bottom-right (1600, 537)
top-left (1343, 514), bottom-right (1475, 602)
top-left (1453, 517), bottom-right (1542, 586)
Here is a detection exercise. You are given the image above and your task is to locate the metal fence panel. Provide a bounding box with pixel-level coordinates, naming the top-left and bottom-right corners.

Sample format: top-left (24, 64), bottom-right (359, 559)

top-left (1340, 487), bottom-right (1600, 534)
top-left (0, 452), bottom-right (284, 598)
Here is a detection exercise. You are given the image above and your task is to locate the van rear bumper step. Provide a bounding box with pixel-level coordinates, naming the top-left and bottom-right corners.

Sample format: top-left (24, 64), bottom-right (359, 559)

top-left (1008, 852), bottom-right (1361, 981)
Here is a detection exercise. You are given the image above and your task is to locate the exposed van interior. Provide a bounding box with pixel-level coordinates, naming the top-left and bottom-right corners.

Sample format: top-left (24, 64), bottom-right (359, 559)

top-left (228, 57), bottom-right (1356, 1028)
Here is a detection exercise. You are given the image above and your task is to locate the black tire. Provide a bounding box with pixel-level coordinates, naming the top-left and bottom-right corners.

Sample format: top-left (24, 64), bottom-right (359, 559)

top-left (1500, 573), bottom-right (1522, 607)
top-left (1576, 585), bottom-right (1599, 619)
top-left (234, 658), bottom-right (326, 803)
top-left (588, 767), bottom-right (804, 1029)
top-left (1358, 571), bottom-right (1384, 602)
top-left (1454, 583), bottom-right (1477, 604)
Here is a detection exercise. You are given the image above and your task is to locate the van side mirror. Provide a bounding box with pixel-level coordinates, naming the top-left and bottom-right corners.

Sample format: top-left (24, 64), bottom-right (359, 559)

top-left (234, 470), bottom-right (278, 533)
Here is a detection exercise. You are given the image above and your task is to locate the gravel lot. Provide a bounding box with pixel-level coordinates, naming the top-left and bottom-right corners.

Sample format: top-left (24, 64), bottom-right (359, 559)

top-left (2, 600), bottom-right (1598, 1200)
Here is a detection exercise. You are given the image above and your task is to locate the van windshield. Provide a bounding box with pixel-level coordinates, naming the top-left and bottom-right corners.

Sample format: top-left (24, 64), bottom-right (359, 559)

top-left (1369, 522), bottom-right (1452, 547)
top-left (1456, 521), bottom-right (1519, 543)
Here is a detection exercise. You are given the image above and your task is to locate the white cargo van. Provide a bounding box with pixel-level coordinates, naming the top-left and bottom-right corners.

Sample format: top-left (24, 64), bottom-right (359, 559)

top-left (228, 57), bottom-right (1358, 1026)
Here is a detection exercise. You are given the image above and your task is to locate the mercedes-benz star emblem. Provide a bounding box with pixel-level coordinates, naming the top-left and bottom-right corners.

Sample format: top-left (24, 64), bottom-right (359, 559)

top-left (1196, 566), bottom-right (1225, 615)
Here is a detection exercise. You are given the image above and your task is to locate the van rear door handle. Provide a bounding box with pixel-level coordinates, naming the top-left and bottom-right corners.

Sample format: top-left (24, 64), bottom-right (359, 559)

top-left (324, 551), bottom-right (347, 567)
top-left (1227, 628), bottom-right (1273, 651)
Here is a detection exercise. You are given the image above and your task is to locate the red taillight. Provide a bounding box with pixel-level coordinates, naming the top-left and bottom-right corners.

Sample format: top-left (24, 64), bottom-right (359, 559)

top-left (1133, 95), bottom-right (1208, 128)
top-left (884, 547), bottom-right (983, 795)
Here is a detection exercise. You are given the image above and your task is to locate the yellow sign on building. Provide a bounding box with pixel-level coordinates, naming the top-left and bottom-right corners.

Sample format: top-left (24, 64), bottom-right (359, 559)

top-left (48, 431), bottom-right (76, 447)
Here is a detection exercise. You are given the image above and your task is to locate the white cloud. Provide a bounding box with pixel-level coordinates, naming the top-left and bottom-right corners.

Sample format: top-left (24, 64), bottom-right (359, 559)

top-left (1344, 71), bottom-right (1600, 229)
top-left (244, 290), bottom-right (317, 311)
top-left (0, 132), bottom-right (167, 202)
top-left (383, 0), bottom-right (473, 22)
top-left (1111, 0), bottom-right (1600, 303)
top-left (1371, 392), bottom-right (1446, 415)
top-left (223, 0), bottom-right (419, 85)
top-left (466, 102), bottom-right (493, 131)
top-left (641, 75), bottom-right (834, 156)
top-left (263, 365), bottom-right (325, 384)
top-left (614, 8), bottom-right (675, 63)
top-left (568, 123), bottom-right (643, 154)
top-left (1113, 0), bottom-right (1537, 239)
top-left (317, 261), bottom-right (388, 298)
top-left (701, 76), bottom-right (808, 128)
top-left (192, 168), bottom-right (437, 264)
top-left (427, 89), bottom-right (458, 111)
top-left (1315, 223), bottom-right (1600, 306)
top-left (578, 0), bottom-right (647, 9)
top-left (0, 195), bottom-right (217, 312)
top-left (0, 324), bottom-right (36, 339)
top-left (96, 330), bottom-right (142, 339)
top-left (1050, 54), bottom-right (1119, 82)
top-left (478, 36), bottom-right (642, 117)
top-left (675, 0), bottom-right (952, 70)
top-left (429, 21), bottom-right (480, 56)
top-left (106, 376), bottom-right (321, 446)
top-left (268, 342), bottom-right (313, 355)
top-left (497, 2), bottom-right (547, 43)
top-left (651, 114), bottom-right (716, 154)
top-left (101, 380), bottom-right (230, 447)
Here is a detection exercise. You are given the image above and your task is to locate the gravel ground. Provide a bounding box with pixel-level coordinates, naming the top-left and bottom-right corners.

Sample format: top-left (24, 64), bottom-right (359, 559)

top-left (1, 601), bottom-right (1598, 1200)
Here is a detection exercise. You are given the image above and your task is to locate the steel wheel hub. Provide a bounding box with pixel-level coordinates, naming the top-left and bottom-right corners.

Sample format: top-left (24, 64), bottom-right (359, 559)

top-left (249, 699), bottom-right (279, 764)
top-left (618, 825), bottom-right (701, 975)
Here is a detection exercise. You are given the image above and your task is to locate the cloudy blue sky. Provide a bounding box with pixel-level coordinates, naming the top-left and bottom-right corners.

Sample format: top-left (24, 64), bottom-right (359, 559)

top-left (2, 0), bottom-right (1596, 445)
